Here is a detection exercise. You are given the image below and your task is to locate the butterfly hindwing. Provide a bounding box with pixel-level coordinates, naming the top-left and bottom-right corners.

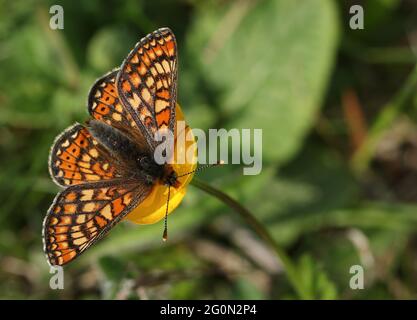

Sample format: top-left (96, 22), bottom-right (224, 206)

top-left (43, 179), bottom-right (151, 266)
top-left (116, 27), bottom-right (177, 148)
top-left (49, 124), bottom-right (120, 187)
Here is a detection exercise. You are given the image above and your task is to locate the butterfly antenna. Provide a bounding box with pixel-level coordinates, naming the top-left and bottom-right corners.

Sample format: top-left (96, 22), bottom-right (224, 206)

top-left (162, 160), bottom-right (224, 241)
top-left (177, 160), bottom-right (224, 178)
top-left (162, 185), bottom-right (171, 242)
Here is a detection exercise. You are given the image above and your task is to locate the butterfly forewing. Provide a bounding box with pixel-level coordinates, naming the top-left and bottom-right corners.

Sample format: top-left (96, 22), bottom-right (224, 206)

top-left (88, 70), bottom-right (152, 153)
top-left (49, 124), bottom-right (120, 187)
top-left (116, 27), bottom-right (177, 148)
top-left (88, 70), bottom-right (138, 132)
top-left (43, 179), bottom-right (151, 266)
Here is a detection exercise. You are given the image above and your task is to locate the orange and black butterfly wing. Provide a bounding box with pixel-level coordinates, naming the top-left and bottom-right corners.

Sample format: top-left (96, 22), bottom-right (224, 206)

top-left (116, 27), bottom-right (177, 148)
top-left (87, 70), bottom-right (151, 152)
top-left (88, 70), bottom-right (138, 133)
top-left (49, 124), bottom-right (120, 187)
top-left (43, 179), bottom-right (151, 266)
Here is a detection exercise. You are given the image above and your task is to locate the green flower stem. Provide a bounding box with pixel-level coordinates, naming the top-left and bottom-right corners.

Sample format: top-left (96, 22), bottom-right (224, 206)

top-left (352, 63), bottom-right (417, 174)
top-left (191, 178), bottom-right (307, 299)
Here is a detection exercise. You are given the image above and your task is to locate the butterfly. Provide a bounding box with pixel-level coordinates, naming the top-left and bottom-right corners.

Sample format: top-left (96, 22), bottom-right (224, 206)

top-left (43, 28), bottom-right (186, 266)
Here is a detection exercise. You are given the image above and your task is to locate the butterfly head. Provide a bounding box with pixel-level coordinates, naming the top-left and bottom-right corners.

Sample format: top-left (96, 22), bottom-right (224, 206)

top-left (162, 166), bottom-right (180, 188)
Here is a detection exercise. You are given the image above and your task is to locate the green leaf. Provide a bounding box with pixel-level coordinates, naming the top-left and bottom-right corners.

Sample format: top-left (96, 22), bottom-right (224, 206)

top-left (186, 0), bottom-right (339, 164)
top-left (295, 254), bottom-right (338, 300)
top-left (247, 142), bottom-right (358, 244)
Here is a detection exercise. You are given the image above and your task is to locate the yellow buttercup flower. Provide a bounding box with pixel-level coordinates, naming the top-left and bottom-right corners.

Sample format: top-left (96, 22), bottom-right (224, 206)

top-left (125, 104), bottom-right (197, 224)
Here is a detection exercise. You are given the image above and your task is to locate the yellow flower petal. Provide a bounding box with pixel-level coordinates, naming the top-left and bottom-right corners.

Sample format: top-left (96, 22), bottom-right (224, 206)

top-left (125, 104), bottom-right (197, 224)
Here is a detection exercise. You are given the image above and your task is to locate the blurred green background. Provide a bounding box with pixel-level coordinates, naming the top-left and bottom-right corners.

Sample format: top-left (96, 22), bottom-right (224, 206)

top-left (2, 0), bottom-right (417, 299)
